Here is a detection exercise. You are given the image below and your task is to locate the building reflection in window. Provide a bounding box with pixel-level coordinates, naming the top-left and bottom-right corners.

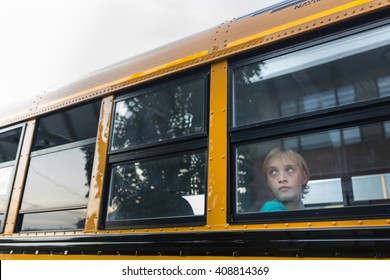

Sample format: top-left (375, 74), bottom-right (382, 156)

top-left (235, 120), bottom-right (390, 213)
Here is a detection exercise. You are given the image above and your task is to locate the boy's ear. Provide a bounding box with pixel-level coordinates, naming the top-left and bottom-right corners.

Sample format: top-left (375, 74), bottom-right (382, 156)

top-left (303, 171), bottom-right (309, 185)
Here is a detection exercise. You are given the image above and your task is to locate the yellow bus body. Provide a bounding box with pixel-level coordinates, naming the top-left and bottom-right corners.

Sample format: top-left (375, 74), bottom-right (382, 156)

top-left (1, 0), bottom-right (390, 259)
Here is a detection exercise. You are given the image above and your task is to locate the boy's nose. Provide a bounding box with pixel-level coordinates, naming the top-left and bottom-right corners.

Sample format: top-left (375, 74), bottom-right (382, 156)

top-left (278, 172), bottom-right (287, 183)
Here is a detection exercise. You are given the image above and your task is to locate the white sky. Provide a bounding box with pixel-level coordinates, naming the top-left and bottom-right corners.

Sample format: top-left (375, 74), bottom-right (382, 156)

top-left (0, 0), bottom-right (284, 110)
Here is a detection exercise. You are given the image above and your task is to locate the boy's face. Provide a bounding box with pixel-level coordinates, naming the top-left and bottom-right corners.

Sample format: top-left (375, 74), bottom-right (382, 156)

top-left (265, 154), bottom-right (308, 205)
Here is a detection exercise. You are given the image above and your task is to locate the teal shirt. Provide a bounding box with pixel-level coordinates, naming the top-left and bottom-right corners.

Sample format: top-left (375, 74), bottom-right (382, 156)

top-left (259, 199), bottom-right (288, 212)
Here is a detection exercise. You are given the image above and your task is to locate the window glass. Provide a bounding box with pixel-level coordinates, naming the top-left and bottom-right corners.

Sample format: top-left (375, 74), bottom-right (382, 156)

top-left (18, 100), bottom-right (101, 232)
top-left (351, 174), bottom-right (390, 201)
top-left (0, 166), bottom-right (14, 212)
top-left (111, 78), bottom-right (205, 150)
top-left (20, 144), bottom-right (94, 211)
top-left (20, 209), bottom-right (86, 232)
top-left (0, 127), bottom-right (22, 163)
top-left (385, 174), bottom-right (390, 196)
top-left (235, 120), bottom-right (390, 213)
top-left (0, 214), bottom-right (4, 230)
top-left (33, 101), bottom-right (100, 151)
top-left (303, 178), bottom-right (343, 207)
top-left (232, 25), bottom-right (390, 127)
top-left (0, 126), bottom-right (23, 232)
top-left (107, 151), bottom-right (206, 221)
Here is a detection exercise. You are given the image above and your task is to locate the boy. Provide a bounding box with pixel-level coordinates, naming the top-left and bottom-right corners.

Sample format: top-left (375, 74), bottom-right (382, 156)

top-left (260, 148), bottom-right (309, 212)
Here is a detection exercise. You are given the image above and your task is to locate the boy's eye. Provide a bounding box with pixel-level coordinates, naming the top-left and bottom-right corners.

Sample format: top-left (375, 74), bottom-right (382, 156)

top-left (268, 169), bottom-right (278, 177)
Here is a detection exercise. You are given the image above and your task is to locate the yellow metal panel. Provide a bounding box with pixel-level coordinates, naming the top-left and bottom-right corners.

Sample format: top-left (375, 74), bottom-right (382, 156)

top-left (85, 95), bottom-right (114, 232)
top-left (227, 0), bottom-right (374, 48)
top-left (3, 120), bottom-right (35, 235)
top-left (207, 60), bottom-right (228, 227)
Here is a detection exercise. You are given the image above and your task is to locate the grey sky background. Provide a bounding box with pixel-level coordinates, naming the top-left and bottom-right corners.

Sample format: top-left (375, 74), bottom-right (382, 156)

top-left (0, 0), bottom-right (284, 109)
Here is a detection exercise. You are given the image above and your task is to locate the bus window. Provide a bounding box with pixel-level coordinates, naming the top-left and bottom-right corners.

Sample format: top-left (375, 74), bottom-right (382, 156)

top-left (232, 24), bottom-right (390, 127)
top-left (230, 23), bottom-right (390, 222)
top-left (107, 151), bottom-right (206, 221)
top-left (235, 120), bottom-right (390, 213)
top-left (0, 126), bottom-right (23, 232)
top-left (32, 102), bottom-right (100, 151)
top-left (17, 100), bottom-right (101, 232)
top-left (111, 78), bottom-right (205, 151)
top-left (105, 72), bottom-right (208, 228)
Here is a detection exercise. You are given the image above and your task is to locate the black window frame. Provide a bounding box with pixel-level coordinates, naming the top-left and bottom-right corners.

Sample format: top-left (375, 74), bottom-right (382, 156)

top-left (0, 123), bottom-right (25, 233)
top-left (228, 15), bottom-right (390, 224)
top-left (102, 68), bottom-right (210, 229)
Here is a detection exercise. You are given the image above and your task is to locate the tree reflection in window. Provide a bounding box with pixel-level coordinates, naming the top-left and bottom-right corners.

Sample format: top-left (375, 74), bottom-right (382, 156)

top-left (111, 79), bottom-right (205, 150)
top-left (107, 151), bottom-right (206, 221)
top-left (107, 74), bottom-right (208, 225)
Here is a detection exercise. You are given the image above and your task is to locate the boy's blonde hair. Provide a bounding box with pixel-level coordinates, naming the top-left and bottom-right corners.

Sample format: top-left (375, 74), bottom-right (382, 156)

top-left (263, 147), bottom-right (310, 195)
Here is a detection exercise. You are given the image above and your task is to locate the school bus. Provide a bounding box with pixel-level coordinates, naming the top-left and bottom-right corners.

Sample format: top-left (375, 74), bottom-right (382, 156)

top-left (1, 0), bottom-right (390, 259)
